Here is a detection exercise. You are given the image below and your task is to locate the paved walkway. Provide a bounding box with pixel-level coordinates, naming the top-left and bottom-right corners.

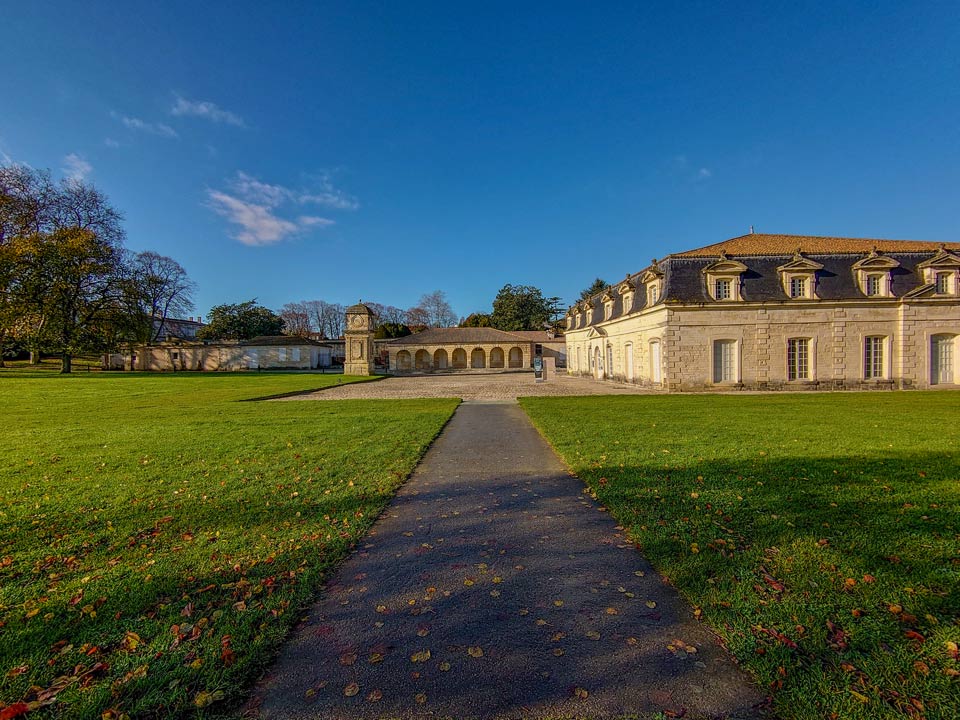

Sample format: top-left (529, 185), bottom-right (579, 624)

top-left (254, 402), bottom-right (764, 719)
top-left (283, 372), bottom-right (657, 401)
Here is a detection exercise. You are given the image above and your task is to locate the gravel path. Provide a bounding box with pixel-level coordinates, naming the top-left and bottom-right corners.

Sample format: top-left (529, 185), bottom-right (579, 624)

top-left (253, 402), bottom-right (764, 720)
top-left (281, 372), bottom-right (658, 401)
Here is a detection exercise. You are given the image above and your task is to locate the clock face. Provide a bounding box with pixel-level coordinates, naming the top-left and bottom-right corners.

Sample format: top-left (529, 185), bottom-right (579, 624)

top-left (350, 315), bottom-right (365, 329)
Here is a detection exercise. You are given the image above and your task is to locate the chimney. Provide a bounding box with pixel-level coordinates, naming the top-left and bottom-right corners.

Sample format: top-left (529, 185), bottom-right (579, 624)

top-left (197, 316), bottom-right (202, 324)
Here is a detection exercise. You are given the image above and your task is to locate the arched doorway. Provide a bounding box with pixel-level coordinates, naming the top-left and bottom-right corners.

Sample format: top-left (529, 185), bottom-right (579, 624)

top-left (434, 348), bottom-right (448, 369)
top-left (415, 349), bottom-right (430, 370)
top-left (471, 348), bottom-right (486, 368)
top-left (396, 350), bottom-right (412, 371)
top-left (452, 348), bottom-right (467, 369)
top-left (508, 347), bottom-right (523, 368)
top-left (490, 347), bottom-right (505, 368)
top-left (594, 346), bottom-right (603, 380)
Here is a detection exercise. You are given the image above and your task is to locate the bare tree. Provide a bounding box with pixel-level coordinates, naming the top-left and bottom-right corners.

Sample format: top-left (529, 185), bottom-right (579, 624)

top-left (405, 305), bottom-right (430, 328)
top-left (129, 251), bottom-right (196, 342)
top-left (301, 299), bottom-right (345, 339)
top-left (418, 290), bottom-right (457, 327)
top-left (367, 302), bottom-right (407, 327)
top-left (280, 301), bottom-right (313, 337)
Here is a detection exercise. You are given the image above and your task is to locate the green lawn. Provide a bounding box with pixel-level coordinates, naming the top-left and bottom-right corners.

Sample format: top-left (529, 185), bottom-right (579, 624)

top-left (0, 373), bottom-right (458, 718)
top-left (520, 393), bottom-right (960, 720)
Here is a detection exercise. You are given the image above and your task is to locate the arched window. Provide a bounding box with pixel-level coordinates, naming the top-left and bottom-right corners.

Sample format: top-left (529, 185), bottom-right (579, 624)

top-left (489, 347), bottom-right (505, 368)
top-left (434, 349), bottom-right (448, 369)
top-left (649, 340), bottom-right (662, 384)
top-left (625, 343), bottom-right (634, 381)
top-left (396, 350), bottom-right (412, 371)
top-left (508, 347), bottom-right (523, 368)
top-left (470, 348), bottom-right (486, 368)
top-left (414, 349), bottom-right (430, 370)
top-left (452, 348), bottom-right (467, 369)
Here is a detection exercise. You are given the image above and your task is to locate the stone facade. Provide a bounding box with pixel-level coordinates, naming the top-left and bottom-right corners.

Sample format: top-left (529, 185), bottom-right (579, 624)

top-left (105, 336), bottom-right (332, 371)
top-left (565, 234), bottom-right (960, 391)
top-left (383, 327), bottom-right (552, 373)
top-left (343, 303), bottom-right (376, 376)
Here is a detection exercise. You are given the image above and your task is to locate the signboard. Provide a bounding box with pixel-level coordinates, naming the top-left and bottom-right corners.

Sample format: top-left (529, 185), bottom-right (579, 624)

top-left (534, 355), bottom-right (544, 382)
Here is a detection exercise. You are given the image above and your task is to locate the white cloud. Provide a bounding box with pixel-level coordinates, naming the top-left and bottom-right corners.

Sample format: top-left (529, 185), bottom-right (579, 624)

top-left (114, 113), bottom-right (178, 138)
top-left (171, 94), bottom-right (245, 127)
top-left (697, 167), bottom-right (712, 180)
top-left (62, 153), bottom-right (92, 181)
top-left (104, 138), bottom-right (120, 149)
top-left (297, 173), bottom-right (360, 210)
top-left (206, 171), bottom-right (350, 246)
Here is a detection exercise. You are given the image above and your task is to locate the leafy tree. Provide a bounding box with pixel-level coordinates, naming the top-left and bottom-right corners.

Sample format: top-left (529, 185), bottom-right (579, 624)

top-left (579, 277), bottom-right (608, 301)
top-left (460, 312), bottom-right (492, 327)
top-left (418, 290), bottom-right (457, 327)
top-left (7, 227), bottom-right (126, 372)
top-left (1, 165), bottom-right (127, 371)
top-left (374, 322), bottom-right (412, 339)
top-left (490, 284), bottom-right (552, 331)
top-left (196, 300), bottom-right (284, 340)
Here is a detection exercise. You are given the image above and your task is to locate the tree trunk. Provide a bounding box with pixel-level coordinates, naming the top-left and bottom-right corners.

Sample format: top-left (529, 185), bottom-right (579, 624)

top-left (30, 350), bottom-right (42, 365)
top-left (60, 353), bottom-right (72, 374)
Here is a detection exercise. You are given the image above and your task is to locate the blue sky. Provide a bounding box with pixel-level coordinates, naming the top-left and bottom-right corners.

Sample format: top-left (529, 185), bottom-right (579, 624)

top-left (3, 1), bottom-right (959, 320)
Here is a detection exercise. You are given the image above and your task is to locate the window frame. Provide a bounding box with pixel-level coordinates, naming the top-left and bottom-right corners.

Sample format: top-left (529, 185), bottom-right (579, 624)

top-left (712, 339), bottom-right (739, 384)
top-left (786, 337), bottom-right (813, 381)
top-left (863, 336), bottom-right (887, 380)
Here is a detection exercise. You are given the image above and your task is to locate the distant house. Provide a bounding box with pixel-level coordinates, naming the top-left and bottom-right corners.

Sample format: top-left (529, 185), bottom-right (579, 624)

top-left (152, 316), bottom-right (204, 341)
top-left (565, 233), bottom-right (960, 390)
top-left (104, 336), bottom-right (333, 371)
top-left (381, 327), bottom-right (564, 372)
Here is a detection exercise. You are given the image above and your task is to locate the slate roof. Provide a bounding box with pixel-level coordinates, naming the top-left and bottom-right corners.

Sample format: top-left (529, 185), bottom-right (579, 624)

top-left (240, 335), bottom-right (332, 347)
top-left (385, 327), bottom-right (539, 345)
top-left (570, 233), bottom-right (959, 328)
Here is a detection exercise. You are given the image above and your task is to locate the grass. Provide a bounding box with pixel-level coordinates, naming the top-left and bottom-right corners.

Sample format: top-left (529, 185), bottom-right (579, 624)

top-left (0, 372), bottom-right (458, 718)
top-left (520, 393), bottom-right (960, 720)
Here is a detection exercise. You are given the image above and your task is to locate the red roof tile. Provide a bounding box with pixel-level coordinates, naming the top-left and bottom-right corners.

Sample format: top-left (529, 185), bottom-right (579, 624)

top-left (672, 233), bottom-right (960, 258)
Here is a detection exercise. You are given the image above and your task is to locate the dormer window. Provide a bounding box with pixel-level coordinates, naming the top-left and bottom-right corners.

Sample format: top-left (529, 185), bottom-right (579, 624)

top-left (617, 278), bottom-right (635, 316)
top-left (853, 249), bottom-right (898, 298)
top-left (916, 247), bottom-right (960, 296)
top-left (703, 251), bottom-right (747, 302)
top-left (601, 290), bottom-right (615, 321)
top-left (777, 251), bottom-right (822, 300)
top-left (641, 264), bottom-right (664, 308)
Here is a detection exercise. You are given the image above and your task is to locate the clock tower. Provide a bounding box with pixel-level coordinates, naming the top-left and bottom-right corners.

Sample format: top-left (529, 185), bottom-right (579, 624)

top-left (343, 302), bottom-right (376, 376)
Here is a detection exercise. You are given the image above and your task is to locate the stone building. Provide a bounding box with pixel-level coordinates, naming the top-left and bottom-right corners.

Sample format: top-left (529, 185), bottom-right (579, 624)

top-left (383, 327), bottom-right (563, 372)
top-left (104, 336), bottom-right (332, 371)
top-left (564, 233), bottom-right (960, 391)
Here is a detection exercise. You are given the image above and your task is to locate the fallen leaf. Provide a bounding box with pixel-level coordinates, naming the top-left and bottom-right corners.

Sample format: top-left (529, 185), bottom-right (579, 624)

top-left (415, 693), bottom-right (427, 704)
top-left (634, 570), bottom-right (645, 577)
top-left (375, 604), bottom-right (387, 614)
top-left (367, 689), bottom-right (382, 702)
top-left (467, 646), bottom-right (483, 658)
top-left (368, 652), bottom-right (384, 664)
top-left (0, 703), bottom-right (30, 720)
top-left (417, 625), bottom-right (430, 637)
top-left (551, 632), bottom-right (566, 641)
top-left (439, 661), bottom-right (451, 671)
top-left (849, 690), bottom-right (869, 704)
top-left (553, 599), bottom-right (564, 607)
top-left (645, 601), bottom-right (657, 609)
top-left (585, 630), bottom-right (601, 640)
top-left (573, 686), bottom-right (589, 700)
top-left (410, 650), bottom-right (431, 663)
top-left (339, 652), bottom-right (357, 666)
top-left (605, 607), bottom-right (619, 615)
top-left (552, 648), bottom-right (565, 656)
top-left (344, 682), bottom-right (359, 697)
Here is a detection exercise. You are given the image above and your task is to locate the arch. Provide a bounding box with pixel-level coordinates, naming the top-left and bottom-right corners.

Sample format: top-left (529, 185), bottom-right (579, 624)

top-left (452, 348), bottom-right (467, 369)
top-left (396, 350), bottom-right (412, 371)
top-left (489, 347), bottom-right (505, 368)
top-left (508, 346), bottom-right (523, 368)
top-left (594, 346), bottom-right (603, 380)
top-left (471, 347), bottom-right (486, 368)
top-left (607, 344), bottom-right (614, 379)
top-left (625, 342), bottom-right (634, 381)
top-left (414, 349), bottom-right (430, 370)
top-left (433, 348), bottom-right (448, 369)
